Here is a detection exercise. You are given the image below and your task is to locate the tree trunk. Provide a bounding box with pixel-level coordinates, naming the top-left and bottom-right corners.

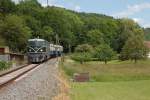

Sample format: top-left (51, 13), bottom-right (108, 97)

top-left (134, 58), bottom-right (137, 64)
top-left (104, 60), bottom-right (107, 64)
top-left (68, 44), bottom-right (71, 54)
top-left (80, 60), bottom-right (83, 64)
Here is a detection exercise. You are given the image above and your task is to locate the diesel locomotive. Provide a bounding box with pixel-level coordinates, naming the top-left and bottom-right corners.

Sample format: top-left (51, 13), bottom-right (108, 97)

top-left (27, 38), bottom-right (63, 63)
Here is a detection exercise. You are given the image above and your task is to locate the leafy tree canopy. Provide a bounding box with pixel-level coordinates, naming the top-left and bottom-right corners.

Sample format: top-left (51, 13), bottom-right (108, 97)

top-left (120, 35), bottom-right (149, 63)
top-left (86, 29), bottom-right (104, 46)
top-left (0, 0), bottom-right (147, 55)
top-left (0, 15), bottom-right (31, 52)
top-left (0, 0), bottom-right (16, 14)
top-left (95, 44), bottom-right (116, 64)
top-left (75, 44), bottom-right (93, 53)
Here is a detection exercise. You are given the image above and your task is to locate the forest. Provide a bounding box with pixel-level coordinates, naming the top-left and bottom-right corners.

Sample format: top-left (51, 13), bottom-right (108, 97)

top-left (0, 0), bottom-right (149, 62)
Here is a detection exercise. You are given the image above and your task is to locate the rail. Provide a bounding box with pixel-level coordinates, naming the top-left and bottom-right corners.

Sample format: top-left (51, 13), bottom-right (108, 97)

top-left (0, 64), bottom-right (40, 88)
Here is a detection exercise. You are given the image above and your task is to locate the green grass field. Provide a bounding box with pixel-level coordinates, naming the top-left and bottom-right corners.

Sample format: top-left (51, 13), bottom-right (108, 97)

top-left (61, 57), bottom-right (150, 100)
top-left (62, 58), bottom-right (150, 81)
top-left (71, 80), bottom-right (150, 100)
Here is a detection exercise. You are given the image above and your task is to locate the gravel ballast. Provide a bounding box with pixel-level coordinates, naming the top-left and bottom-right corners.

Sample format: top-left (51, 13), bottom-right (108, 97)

top-left (0, 58), bottom-right (60, 100)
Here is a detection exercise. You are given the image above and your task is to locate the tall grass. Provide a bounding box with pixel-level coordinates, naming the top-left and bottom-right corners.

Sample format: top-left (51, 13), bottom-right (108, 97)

top-left (62, 58), bottom-right (150, 82)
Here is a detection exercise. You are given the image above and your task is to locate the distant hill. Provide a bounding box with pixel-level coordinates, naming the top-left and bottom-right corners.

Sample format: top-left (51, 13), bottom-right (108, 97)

top-left (144, 28), bottom-right (150, 41)
top-left (0, 0), bottom-right (146, 53)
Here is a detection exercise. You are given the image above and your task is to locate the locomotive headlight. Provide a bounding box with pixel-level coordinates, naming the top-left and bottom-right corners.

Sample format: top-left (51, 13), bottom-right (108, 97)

top-left (40, 49), bottom-right (43, 52)
top-left (29, 49), bottom-right (32, 52)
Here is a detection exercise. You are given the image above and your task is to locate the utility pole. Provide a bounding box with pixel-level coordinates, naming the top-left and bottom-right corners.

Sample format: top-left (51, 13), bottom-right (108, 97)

top-left (47, 0), bottom-right (49, 7)
top-left (55, 34), bottom-right (59, 45)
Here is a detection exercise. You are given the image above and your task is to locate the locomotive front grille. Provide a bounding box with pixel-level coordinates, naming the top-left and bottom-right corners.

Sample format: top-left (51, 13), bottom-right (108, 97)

top-left (28, 53), bottom-right (46, 63)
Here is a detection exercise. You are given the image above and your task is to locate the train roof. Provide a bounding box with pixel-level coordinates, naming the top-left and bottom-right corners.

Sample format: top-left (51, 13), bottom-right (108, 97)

top-left (28, 38), bottom-right (45, 42)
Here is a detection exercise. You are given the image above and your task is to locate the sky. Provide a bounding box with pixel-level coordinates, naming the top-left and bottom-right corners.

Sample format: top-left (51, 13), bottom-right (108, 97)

top-left (13, 0), bottom-right (150, 28)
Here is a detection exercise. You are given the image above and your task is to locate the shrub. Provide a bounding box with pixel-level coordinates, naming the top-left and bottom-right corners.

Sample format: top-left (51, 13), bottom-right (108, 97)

top-left (0, 61), bottom-right (12, 70)
top-left (71, 52), bottom-right (93, 64)
top-left (75, 44), bottom-right (93, 53)
top-left (94, 44), bottom-right (116, 64)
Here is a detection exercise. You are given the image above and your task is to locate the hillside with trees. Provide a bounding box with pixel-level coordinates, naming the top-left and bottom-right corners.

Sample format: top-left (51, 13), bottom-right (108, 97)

top-left (0, 0), bottom-right (148, 62)
top-left (144, 28), bottom-right (150, 41)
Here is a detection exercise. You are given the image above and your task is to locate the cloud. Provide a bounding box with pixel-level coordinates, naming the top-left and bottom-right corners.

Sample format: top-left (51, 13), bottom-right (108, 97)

top-left (143, 23), bottom-right (150, 28)
top-left (74, 5), bottom-right (81, 11)
top-left (38, 0), bottom-right (64, 8)
top-left (132, 18), bottom-right (143, 23)
top-left (114, 3), bottom-right (150, 17)
top-left (132, 18), bottom-right (150, 28)
top-left (38, 0), bottom-right (54, 7)
top-left (12, 0), bottom-right (64, 8)
top-left (12, 0), bottom-right (19, 3)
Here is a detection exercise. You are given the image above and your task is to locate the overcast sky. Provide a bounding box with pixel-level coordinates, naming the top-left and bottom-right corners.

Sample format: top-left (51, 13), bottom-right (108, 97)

top-left (12, 0), bottom-right (150, 28)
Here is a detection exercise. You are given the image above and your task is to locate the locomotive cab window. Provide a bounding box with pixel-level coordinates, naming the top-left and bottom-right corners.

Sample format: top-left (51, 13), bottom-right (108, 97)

top-left (27, 39), bottom-right (47, 53)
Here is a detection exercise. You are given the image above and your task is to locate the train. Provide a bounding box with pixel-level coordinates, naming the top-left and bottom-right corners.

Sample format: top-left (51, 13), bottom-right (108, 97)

top-left (27, 38), bottom-right (63, 63)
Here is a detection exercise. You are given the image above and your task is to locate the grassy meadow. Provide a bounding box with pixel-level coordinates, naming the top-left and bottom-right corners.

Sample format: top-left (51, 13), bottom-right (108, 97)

top-left (71, 80), bottom-right (150, 100)
top-left (61, 57), bottom-right (150, 100)
top-left (62, 58), bottom-right (150, 81)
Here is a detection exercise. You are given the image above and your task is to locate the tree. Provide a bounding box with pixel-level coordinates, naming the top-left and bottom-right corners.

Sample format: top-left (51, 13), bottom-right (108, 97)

top-left (42, 7), bottom-right (84, 52)
top-left (21, 15), bottom-right (41, 37)
top-left (0, 15), bottom-right (31, 52)
top-left (112, 18), bottom-right (143, 53)
top-left (40, 26), bottom-right (54, 42)
top-left (0, 0), bottom-right (147, 54)
top-left (144, 28), bottom-right (150, 41)
top-left (17, 0), bottom-right (42, 16)
top-left (71, 44), bottom-right (94, 64)
top-left (75, 44), bottom-right (93, 53)
top-left (86, 29), bottom-right (104, 46)
top-left (120, 35), bottom-right (149, 63)
top-left (0, 0), bottom-right (16, 14)
top-left (95, 44), bottom-right (116, 64)
top-left (71, 52), bottom-right (92, 64)
top-left (0, 35), bottom-right (5, 46)
top-left (78, 13), bottom-right (118, 45)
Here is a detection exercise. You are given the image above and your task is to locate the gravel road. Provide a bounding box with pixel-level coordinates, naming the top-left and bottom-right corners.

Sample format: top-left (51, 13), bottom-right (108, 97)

top-left (0, 58), bottom-right (60, 100)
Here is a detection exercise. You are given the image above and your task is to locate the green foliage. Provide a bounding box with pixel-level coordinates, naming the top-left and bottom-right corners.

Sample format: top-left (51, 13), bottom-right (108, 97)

top-left (78, 13), bottom-right (118, 45)
top-left (40, 26), bottom-right (54, 41)
top-left (16, 0), bottom-right (42, 16)
top-left (0, 61), bottom-right (11, 70)
top-left (72, 44), bottom-right (94, 64)
top-left (112, 18), bottom-right (144, 53)
top-left (144, 28), bottom-right (150, 41)
top-left (71, 52), bottom-right (93, 64)
top-left (0, 35), bottom-right (5, 46)
top-left (21, 15), bottom-right (41, 37)
top-left (75, 44), bottom-right (93, 53)
top-left (0, 0), bottom-right (147, 54)
top-left (95, 44), bottom-right (116, 64)
top-left (41, 7), bottom-right (84, 52)
top-left (0, 0), bottom-right (16, 14)
top-left (0, 15), bottom-right (31, 52)
top-left (86, 29), bottom-right (104, 46)
top-left (120, 35), bottom-right (149, 63)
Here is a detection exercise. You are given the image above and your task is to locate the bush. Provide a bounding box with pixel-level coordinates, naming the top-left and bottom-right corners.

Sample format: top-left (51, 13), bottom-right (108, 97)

top-left (0, 61), bottom-right (11, 70)
top-left (71, 52), bottom-right (93, 64)
top-left (94, 44), bottom-right (116, 64)
top-left (75, 44), bottom-right (93, 53)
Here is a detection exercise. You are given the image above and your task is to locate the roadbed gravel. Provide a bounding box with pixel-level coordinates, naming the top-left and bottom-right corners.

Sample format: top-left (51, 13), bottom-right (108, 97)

top-left (0, 58), bottom-right (60, 100)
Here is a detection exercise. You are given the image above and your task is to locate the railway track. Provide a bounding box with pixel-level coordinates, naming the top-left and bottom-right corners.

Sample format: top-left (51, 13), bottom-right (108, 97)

top-left (0, 58), bottom-right (60, 100)
top-left (0, 63), bottom-right (41, 88)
